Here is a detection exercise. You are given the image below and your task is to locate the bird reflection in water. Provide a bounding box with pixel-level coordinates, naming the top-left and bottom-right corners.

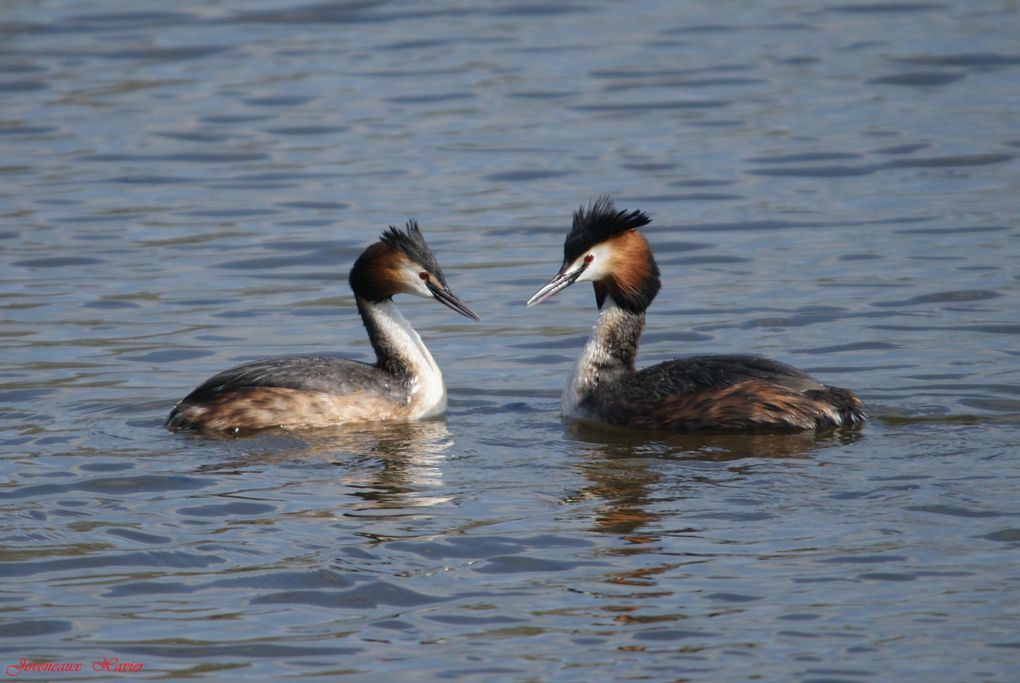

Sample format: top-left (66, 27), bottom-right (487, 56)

top-left (194, 420), bottom-right (454, 510)
top-left (562, 423), bottom-right (864, 626)
top-left (563, 420), bottom-right (862, 542)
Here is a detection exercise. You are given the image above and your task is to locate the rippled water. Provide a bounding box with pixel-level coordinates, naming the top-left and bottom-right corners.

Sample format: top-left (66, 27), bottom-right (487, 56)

top-left (2, 1), bottom-right (1019, 680)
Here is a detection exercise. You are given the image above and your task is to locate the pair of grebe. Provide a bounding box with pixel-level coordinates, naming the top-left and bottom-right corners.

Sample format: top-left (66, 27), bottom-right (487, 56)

top-left (167, 199), bottom-right (864, 434)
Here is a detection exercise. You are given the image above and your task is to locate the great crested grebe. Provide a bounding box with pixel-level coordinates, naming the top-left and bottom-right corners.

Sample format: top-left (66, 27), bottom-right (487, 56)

top-left (526, 197), bottom-right (865, 432)
top-left (166, 221), bottom-right (478, 433)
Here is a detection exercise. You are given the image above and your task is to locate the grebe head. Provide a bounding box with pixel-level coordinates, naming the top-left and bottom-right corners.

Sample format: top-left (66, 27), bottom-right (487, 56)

top-left (350, 220), bottom-right (479, 320)
top-left (526, 197), bottom-right (660, 313)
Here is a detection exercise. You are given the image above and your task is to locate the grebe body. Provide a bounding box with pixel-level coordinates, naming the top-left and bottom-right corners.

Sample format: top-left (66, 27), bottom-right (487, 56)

top-left (167, 221), bottom-right (477, 433)
top-left (528, 198), bottom-right (865, 432)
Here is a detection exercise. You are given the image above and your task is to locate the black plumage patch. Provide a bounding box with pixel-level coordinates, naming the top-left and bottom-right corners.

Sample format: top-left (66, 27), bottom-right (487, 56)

top-left (563, 196), bottom-right (652, 264)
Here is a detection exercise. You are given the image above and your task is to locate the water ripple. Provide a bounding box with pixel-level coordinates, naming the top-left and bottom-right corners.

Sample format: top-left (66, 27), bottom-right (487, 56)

top-left (253, 581), bottom-right (445, 609)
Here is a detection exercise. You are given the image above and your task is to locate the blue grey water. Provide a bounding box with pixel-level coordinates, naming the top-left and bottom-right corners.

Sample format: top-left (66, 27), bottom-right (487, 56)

top-left (1, 0), bottom-right (1019, 680)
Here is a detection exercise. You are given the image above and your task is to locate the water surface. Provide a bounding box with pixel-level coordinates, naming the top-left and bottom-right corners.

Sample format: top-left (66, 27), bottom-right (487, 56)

top-left (2, 1), bottom-right (1019, 680)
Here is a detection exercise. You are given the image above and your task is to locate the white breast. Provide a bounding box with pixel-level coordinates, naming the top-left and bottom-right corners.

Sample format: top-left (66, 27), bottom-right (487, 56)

top-left (368, 300), bottom-right (447, 419)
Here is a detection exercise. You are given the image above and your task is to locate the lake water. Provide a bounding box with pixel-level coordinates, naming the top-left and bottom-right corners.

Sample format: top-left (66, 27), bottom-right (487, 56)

top-left (2, 1), bottom-right (1019, 680)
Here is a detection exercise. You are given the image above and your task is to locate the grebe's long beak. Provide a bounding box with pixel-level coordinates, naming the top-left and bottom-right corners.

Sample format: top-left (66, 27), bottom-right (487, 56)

top-left (525, 263), bottom-right (587, 307)
top-left (426, 280), bottom-right (480, 321)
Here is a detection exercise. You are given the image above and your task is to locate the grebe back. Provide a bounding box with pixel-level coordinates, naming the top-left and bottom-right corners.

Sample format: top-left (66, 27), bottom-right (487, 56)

top-left (167, 220), bottom-right (478, 433)
top-left (526, 197), bottom-right (865, 432)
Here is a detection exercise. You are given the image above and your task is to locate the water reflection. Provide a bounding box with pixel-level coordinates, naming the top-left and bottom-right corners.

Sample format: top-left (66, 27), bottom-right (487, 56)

top-left (561, 422), bottom-right (872, 645)
top-left (564, 419), bottom-right (858, 460)
top-left (195, 420), bottom-right (454, 509)
top-left (563, 421), bottom-right (860, 542)
top-left (566, 448), bottom-right (662, 544)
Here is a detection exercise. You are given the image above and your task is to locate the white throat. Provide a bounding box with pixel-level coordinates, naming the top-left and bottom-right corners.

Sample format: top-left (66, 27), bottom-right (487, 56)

top-left (363, 299), bottom-right (447, 419)
top-left (562, 299), bottom-right (643, 419)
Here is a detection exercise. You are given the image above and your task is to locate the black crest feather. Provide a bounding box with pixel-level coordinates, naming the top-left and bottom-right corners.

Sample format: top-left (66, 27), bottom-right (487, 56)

top-left (349, 220), bottom-right (447, 301)
top-left (379, 220), bottom-right (445, 283)
top-left (564, 196), bottom-right (652, 263)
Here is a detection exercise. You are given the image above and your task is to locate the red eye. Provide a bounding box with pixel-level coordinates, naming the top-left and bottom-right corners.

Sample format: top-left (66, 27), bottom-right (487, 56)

top-left (584, 254), bottom-right (594, 264)
top-left (419, 272), bottom-right (429, 280)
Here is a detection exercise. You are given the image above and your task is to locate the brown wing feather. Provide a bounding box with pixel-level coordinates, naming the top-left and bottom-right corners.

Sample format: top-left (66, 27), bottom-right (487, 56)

top-left (167, 386), bottom-right (410, 433)
top-left (599, 379), bottom-right (862, 432)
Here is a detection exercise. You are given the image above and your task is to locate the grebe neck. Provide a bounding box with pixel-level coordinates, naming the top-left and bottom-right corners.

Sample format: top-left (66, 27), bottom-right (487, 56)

top-left (565, 299), bottom-right (645, 413)
top-left (357, 298), bottom-right (443, 383)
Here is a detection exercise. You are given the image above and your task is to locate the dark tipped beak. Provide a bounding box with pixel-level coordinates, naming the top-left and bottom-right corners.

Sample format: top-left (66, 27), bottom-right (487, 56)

top-left (426, 280), bottom-right (480, 321)
top-left (525, 264), bottom-right (585, 307)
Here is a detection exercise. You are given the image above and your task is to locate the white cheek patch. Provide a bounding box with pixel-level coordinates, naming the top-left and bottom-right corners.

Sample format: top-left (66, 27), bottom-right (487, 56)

top-left (574, 243), bottom-right (613, 283)
top-left (398, 262), bottom-right (432, 297)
